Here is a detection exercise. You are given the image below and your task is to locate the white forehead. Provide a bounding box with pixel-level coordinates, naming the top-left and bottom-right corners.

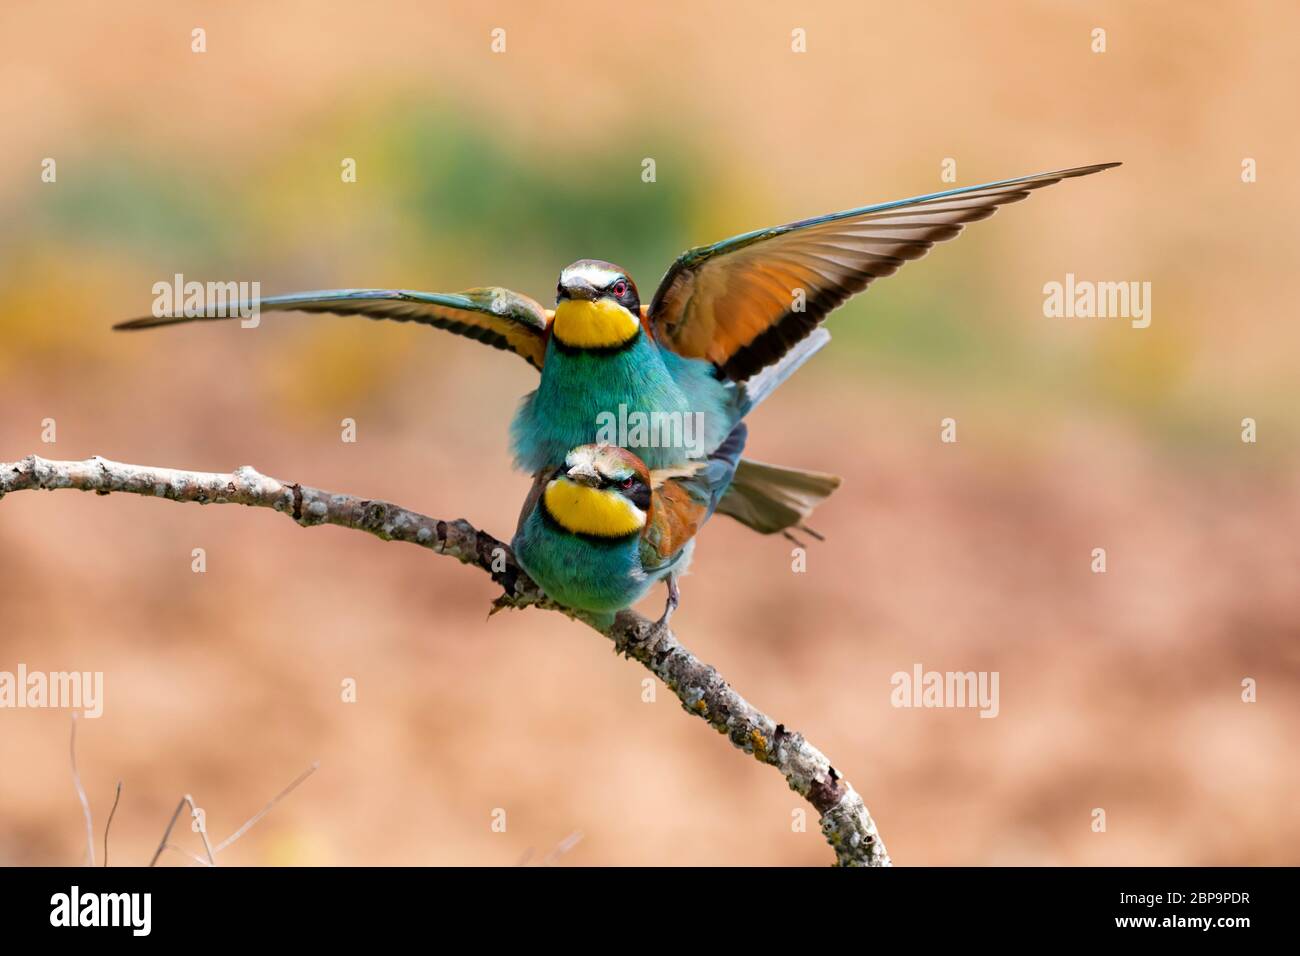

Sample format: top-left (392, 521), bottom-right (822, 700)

top-left (560, 261), bottom-right (623, 288)
top-left (564, 444), bottom-right (632, 476)
top-left (564, 445), bottom-right (598, 470)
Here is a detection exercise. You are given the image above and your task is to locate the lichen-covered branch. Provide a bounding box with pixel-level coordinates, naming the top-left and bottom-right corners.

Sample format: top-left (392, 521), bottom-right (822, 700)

top-left (1, 454), bottom-right (890, 866)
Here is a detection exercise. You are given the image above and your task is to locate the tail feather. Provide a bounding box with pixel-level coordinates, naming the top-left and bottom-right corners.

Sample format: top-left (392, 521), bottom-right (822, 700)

top-left (717, 457), bottom-right (842, 536)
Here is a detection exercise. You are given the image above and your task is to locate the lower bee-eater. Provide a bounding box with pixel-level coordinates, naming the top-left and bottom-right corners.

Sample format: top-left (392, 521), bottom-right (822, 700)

top-left (512, 423), bottom-right (748, 630)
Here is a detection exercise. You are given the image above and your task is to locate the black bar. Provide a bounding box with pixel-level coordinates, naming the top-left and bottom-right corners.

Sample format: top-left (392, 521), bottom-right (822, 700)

top-left (0, 866), bottom-right (1281, 942)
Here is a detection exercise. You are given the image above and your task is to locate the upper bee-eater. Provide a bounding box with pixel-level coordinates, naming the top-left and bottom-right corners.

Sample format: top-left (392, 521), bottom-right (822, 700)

top-left (116, 162), bottom-right (1119, 537)
top-left (512, 423), bottom-right (748, 630)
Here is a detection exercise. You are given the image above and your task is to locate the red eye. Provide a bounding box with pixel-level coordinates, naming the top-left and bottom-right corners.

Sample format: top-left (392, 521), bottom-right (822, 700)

top-left (621, 477), bottom-right (635, 490)
top-left (611, 281), bottom-right (628, 298)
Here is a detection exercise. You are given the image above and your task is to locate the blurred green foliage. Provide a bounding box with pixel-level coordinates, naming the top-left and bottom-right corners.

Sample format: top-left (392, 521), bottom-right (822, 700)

top-left (386, 112), bottom-right (700, 288)
top-left (30, 158), bottom-right (239, 261)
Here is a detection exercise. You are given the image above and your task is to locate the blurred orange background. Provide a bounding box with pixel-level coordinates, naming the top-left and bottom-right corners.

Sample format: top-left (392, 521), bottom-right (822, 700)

top-left (1, 1), bottom-right (1297, 865)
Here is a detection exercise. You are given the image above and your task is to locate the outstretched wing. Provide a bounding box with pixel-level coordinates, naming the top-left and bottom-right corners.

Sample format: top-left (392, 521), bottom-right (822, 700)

top-left (648, 162), bottom-right (1120, 381)
top-left (115, 287), bottom-right (552, 370)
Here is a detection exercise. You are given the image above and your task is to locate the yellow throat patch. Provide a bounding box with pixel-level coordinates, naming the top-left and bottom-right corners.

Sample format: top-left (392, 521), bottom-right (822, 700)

top-left (544, 479), bottom-right (646, 538)
top-left (552, 298), bottom-right (641, 349)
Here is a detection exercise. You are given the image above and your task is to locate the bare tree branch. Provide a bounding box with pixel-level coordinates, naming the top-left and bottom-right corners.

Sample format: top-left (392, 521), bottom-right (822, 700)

top-left (4, 454), bottom-right (890, 866)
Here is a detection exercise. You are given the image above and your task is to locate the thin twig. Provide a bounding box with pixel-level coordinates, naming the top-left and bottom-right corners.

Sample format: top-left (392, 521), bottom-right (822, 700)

top-left (149, 797), bottom-right (188, 867)
top-left (542, 830), bottom-right (584, 866)
top-left (145, 765), bottom-right (319, 865)
top-left (184, 794), bottom-right (217, 866)
top-left (103, 781), bottom-right (122, 867)
top-left (163, 843), bottom-right (213, 866)
top-left (516, 831), bottom-right (583, 867)
top-left (212, 761), bottom-right (320, 854)
top-left (69, 713), bottom-right (95, 867)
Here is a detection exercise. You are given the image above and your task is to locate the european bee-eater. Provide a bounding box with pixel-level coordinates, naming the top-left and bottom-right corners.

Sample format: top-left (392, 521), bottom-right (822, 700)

top-left (512, 423), bottom-right (748, 629)
top-left (116, 162), bottom-right (1119, 536)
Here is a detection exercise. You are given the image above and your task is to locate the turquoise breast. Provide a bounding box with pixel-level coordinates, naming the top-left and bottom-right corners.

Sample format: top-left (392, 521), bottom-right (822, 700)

top-left (512, 507), bottom-right (650, 627)
top-left (509, 335), bottom-right (734, 473)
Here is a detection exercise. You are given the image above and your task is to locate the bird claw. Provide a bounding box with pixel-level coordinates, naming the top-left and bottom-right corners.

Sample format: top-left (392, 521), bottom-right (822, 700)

top-left (648, 575), bottom-right (680, 641)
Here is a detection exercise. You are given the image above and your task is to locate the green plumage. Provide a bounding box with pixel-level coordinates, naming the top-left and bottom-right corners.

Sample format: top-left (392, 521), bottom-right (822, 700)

top-left (512, 423), bottom-right (746, 624)
top-left (513, 509), bottom-right (691, 630)
top-left (510, 333), bottom-right (733, 474)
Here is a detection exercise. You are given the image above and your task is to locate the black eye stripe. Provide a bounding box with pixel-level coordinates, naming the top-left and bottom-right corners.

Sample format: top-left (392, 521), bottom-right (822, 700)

top-left (629, 482), bottom-right (651, 511)
top-left (579, 472), bottom-right (649, 511)
top-left (603, 278), bottom-right (638, 306)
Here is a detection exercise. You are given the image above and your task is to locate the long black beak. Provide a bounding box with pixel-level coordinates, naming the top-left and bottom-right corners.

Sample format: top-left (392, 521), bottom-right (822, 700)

top-left (566, 464), bottom-right (602, 487)
top-left (557, 280), bottom-right (599, 303)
